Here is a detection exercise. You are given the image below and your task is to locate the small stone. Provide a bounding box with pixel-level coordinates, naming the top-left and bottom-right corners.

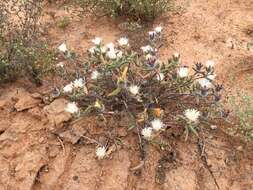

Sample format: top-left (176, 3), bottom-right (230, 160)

top-left (31, 93), bottom-right (42, 99)
top-left (236, 146), bottom-right (243, 151)
top-left (58, 124), bottom-right (86, 144)
top-left (15, 162), bottom-right (23, 172)
top-left (59, 131), bottom-right (78, 144)
top-left (13, 150), bottom-right (47, 189)
top-left (38, 137), bottom-right (45, 143)
top-left (28, 107), bottom-right (44, 120)
top-left (43, 99), bottom-right (72, 131)
top-left (15, 95), bottom-right (41, 111)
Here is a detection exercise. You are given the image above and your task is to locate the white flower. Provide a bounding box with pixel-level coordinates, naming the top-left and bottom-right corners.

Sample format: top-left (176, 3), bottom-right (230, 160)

top-left (154, 26), bottom-right (163, 33)
top-left (151, 119), bottom-right (164, 131)
top-left (141, 45), bottom-right (153, 53)
top-left (198, 78), bottom-right (213, 89)
top-left (149, 31), bottom-right (156, 35)
top-left (65, 102), bottom-right (79, 114)
top-left (56, 62), bottom-right (64, 68)
top-left (92, 37), bottom-right (102, 46)
top-left (106, 43), bottom-right (114, 50)
top-left (89, 46), bottom-right (97, 55)
top-left (206, 60), bottom-right (215, 67)
top-left (141, 127), bottom-right (153, 139)
top-left (91, 70), bottom-right (100, 80)
top-left (58, 43), bottom-right (67, 52)
top-left (73, 78), bottom-right (84, 88)
top-left (207, 74), bottom-right (216, 81)
top-left (173, 52), bottom-right (180, 58)
top-left (129, 85), bottom-right (140, 96)
top-left (101, 46), bottom-right (107, 53)
top-left (96, 146), bottom-right (106, 159)
top-left (117, 51), bottom-right (123, 58)
top-left (149, 31), bottom-right (156, 39)
top-left (106, 49), bottom-right (117, 59)
top-left (118, 37), bottom-right (129, 46)
top-left (184, 109), bottom-right (200, 122)
top-left (145, 54), bottom-right (153, 60)
top-left (156, 73), bottom-right (165, 81)
top-left (63, 83), bottom-right (74, 93)
top-left (177, 67), bottom-right (189, 78)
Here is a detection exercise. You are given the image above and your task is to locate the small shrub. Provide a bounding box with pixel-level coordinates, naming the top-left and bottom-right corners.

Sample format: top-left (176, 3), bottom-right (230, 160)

top-left (57, 27), bottom-right (226, 159)
top-left (1, 40), bottom-right (55, 84)
top-left (0, 0), bottom-right (54, 84)
top-left (74, 0), bottom-right (172, 21)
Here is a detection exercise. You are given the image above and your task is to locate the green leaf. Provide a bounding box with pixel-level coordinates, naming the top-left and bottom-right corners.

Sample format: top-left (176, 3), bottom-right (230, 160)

top-left (188, 125), bottom-right (199, 137)
top-left (107, 87), bottom-right (121, 97)
top-left (128, 124), bottom-right (136, 130)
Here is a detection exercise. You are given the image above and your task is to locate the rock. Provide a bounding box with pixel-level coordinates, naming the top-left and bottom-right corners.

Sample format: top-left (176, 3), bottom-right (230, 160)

top-left (58, 123), bottom-right (86, 144)
top-left (59, 130), bottom-right (79, 144)
top-left (43, 99), bottom-right (72, 131)
top-left (14, 90), bottom-right (41, 111)
top-left (71, 122), bottom-right (86, 138)
top-left (39, 145), bottom-right (71, 190)
top-left (236, 146), bottom-right (243, 151)
top-left (28, 107), bottom-right (44, 120)
top-left (0, 130), bottom-right (18, 144)
top-left (38, 137), bottom-right (45, 143)
top-left (73, 117), bottom-right (104, 135)
top-left (31, 93), bottom-right (42, 99)
top-left (11, 149), bottom-right (47, 190)
top-left (0, 90), bottom-right (16, 110)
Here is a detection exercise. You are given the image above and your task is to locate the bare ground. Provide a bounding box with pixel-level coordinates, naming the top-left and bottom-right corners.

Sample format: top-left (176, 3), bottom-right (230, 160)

top-left (0, 0), bottom-right (253, 189)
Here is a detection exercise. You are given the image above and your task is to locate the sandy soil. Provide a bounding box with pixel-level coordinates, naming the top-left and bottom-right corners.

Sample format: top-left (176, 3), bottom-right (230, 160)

top-left (0, 0), bottom-right (253, 190)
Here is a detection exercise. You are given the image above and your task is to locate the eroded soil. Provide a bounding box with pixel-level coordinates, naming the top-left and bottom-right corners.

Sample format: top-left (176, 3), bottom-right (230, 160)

top-left (0, 0), bottom-right (253, 189)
